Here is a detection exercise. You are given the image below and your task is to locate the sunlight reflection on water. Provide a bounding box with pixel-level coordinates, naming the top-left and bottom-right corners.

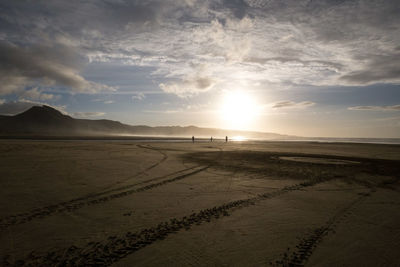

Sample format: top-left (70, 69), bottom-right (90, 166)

top-left (231, 136), bottom-right (247, 142)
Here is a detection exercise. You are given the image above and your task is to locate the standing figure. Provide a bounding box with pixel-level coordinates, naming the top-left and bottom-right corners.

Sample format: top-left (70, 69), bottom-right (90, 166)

top-left (192, 136), bottom-right (195, 143)
top-left (210, 136), bottom-right (213, 142)
top-left (225, 136), bottom-right (228, 142)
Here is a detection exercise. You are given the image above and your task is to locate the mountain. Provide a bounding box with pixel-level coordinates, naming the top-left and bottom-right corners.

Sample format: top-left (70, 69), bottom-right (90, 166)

top-left (0, 106), bottom-right (132, 135)
top-left (0, 105), bottom-right (292, 139)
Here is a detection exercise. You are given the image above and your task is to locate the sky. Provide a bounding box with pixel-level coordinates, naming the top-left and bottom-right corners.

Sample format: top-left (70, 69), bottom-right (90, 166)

top-left (0, 0), bottom-right (399, 138)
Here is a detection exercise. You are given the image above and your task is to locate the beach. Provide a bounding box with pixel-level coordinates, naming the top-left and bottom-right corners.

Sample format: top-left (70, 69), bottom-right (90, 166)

top-left (1, 140), bottom-right (400, 266)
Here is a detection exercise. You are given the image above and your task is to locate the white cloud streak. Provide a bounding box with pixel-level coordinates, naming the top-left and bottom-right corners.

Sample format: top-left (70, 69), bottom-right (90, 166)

top-left (132, 92), bottom-right (146, 101)
top-left (72, 112), bottom-right (106, 118)
top-left (18, 88), bottom-right (60, 101)
top-left (159, 76), bottom-right (216, 97)
top-left (271, 101), bottom-right (316, 109)
top-left (348, 105), bottom-right (400, 111)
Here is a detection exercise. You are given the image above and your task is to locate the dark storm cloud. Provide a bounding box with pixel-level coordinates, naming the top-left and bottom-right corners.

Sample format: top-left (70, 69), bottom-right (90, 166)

top-left (221, 0), bottom-right (250, 19)
top-left (341, 54), bottom-right (400, 84)
top-left (241, 0), bottom-right (400, 85)
top-left (0, 42), bottom-right (112, 95)
top-left (246, 0), bottom-right (400, 40)
top-left (0, 1), bottom-right (163, 40)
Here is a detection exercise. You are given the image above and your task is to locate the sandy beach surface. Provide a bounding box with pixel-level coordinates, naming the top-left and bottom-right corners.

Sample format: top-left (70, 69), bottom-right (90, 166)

top-left (1, 140), bottom-right (400, 266)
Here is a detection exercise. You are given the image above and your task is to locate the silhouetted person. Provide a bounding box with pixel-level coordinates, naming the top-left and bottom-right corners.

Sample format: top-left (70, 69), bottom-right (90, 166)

top-left (225, 136), bottom-right (228, 142)
top-left (192, 136), bottom-right (195, 143)
top-left (210, 136), bottom-right (213, 142)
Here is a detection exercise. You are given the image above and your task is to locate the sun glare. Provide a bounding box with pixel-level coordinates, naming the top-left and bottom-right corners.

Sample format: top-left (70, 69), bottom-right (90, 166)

top-left (219, 90), bottom-right (259, 130)
top-left (231, 136), bottom-right (247, 141)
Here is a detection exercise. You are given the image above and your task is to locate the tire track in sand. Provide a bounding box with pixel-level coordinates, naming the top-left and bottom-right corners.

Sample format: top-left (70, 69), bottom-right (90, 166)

top-left (95, 144), bottom-right (169, 191)
top-left (85, 144), bottom-right (171, 195)
top-left (0, 165), bottom-right (208, 229)
top-left (271, 190), bottom-right (374, 267)
top-left (6, 177), bottom-right (332, 266)
top-left (0, 145), bottom-right (223, 229)
top-left (0, 144), bottom-right (168, 229)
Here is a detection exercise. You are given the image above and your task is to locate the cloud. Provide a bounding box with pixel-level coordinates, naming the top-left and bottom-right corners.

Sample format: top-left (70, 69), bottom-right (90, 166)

top-left (72, 112), bottom-right (106, 118)
top-left (132, 92), bottom-right (146, 101)
top-left (340, 54), bottom-right (400, 85)
top-left (1, 0), bottom-right (400, 101)
top-left (159, 76), bottom-right (216, 97)
top-left (0, 42), bottom-right (115, 95)
top-left (0, 100), bottom-right (66, 115)
top-left (18, 88), bottom-right (60, 101)
top-left (246, 57), bottom-right (343, 73)
top-left (348, 105), bottom-right (400, 111)
top-left (92, 98), bottom-right (115, 104)
top-left (134, 1), bottom-right (399, 91)
top-left (271, 101), bottom-right (315, 109)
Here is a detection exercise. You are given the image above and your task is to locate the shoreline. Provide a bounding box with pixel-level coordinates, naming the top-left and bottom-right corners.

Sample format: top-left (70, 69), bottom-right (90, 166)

top-left (1, 135), bottom-right (400, 145)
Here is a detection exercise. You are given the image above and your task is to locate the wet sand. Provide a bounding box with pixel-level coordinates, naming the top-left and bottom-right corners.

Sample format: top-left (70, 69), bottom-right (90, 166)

top-left (0, 140), bottom-right (399, 266)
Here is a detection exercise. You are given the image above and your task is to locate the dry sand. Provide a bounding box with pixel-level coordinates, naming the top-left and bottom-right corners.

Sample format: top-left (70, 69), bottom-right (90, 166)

top-left (0, 140), bottom-right (399, 266)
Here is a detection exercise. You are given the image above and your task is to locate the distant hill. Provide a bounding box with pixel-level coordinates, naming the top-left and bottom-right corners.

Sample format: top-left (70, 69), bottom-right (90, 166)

top-left (0, 105), bottom-right (293, 139)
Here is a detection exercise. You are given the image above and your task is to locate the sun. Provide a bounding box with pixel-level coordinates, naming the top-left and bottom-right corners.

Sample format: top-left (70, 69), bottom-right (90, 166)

top-left (219, 90), bottom-right (259, 130)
